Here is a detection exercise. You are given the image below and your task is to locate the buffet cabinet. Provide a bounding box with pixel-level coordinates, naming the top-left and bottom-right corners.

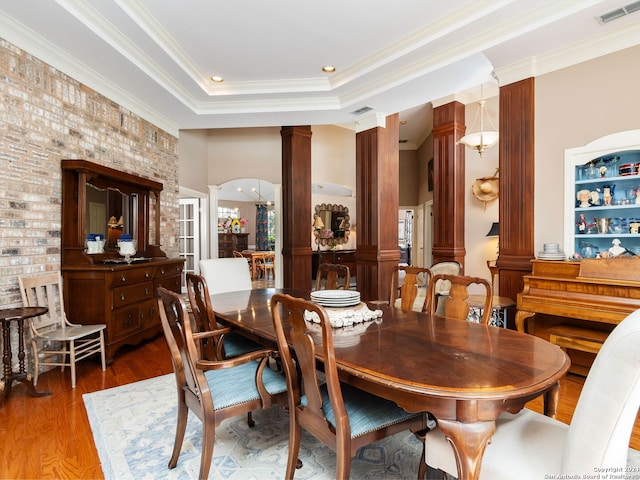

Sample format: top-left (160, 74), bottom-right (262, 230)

top-left (218, 233), bottom-right (248, 257)
top-left (61, 160), bottom-right (184, 362)
top-left (311, 249), bottom-right (357, 280)
top-left (63, 259), bottom-right (183, 362)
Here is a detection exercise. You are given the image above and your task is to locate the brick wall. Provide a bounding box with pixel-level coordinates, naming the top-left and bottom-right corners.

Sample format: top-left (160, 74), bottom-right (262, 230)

top-left (0, 38), bottom-right (180, 308)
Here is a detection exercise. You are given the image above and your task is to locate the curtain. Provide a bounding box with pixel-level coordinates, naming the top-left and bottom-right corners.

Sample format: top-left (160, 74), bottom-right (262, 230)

top-left (256, 204), bottom-right (269, 251)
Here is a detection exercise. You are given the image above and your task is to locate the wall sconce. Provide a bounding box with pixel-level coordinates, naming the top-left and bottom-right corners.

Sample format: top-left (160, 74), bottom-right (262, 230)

top-left (459, 85), bottom-right (499, 157)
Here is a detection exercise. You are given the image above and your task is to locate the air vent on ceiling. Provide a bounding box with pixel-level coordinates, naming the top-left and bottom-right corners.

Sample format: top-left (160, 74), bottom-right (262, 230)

top-left (399, 139), bottom-right (409, 144)
top-left (597, 1), bottom-right (640, 23)
top-left (350, 106), bottom-right (374, 116)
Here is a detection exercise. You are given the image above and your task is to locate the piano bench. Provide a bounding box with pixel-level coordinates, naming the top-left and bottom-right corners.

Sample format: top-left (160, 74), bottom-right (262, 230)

top-left (548, 324), bottom-right (609, 376)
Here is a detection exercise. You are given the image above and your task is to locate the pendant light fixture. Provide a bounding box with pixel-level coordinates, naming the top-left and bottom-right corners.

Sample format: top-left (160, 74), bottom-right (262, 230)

top-left (459, 84), bottom-right (499, 157)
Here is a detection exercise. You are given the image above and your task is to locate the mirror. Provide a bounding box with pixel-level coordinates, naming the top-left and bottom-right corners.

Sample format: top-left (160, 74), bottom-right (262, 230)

top-left (87, 183), bottom-right (137, 249)
top-left (313, 203), bottom-right (350, 246)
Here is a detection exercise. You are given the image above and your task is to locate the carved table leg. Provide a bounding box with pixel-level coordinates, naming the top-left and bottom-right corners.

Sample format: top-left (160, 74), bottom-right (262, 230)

top-left (436, 419), bottom-right (496, 480)
top-left (515, 310), bottom-right (535, 333)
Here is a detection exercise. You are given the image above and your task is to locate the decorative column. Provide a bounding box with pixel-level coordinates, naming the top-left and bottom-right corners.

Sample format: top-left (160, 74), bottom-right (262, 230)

top-left (281, 126), bottom-right (313, 289)
top-left (432, 101), bottom-right (467, 269)
top-left (497, 78), bottom-right (535, 304)
top-left (355, 113), bottom-right (400, 302)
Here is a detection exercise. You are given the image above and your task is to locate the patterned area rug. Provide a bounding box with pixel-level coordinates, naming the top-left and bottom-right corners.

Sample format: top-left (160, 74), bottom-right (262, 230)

top-left (83, 374), bottom-right (424, 479)
top-left (84, 374), bottom-right (640, 480)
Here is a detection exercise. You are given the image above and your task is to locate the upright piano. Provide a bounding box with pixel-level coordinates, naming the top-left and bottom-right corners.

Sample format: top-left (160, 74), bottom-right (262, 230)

top-left (517, 258), bottom-right (640, 373)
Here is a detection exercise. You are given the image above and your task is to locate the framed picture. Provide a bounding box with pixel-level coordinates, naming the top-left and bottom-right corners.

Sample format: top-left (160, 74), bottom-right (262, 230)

top-left (428, 158), bottom-right (434, 192)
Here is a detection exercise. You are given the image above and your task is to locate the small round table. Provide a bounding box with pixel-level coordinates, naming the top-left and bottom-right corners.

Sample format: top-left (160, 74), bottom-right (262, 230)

top-left (1, 306), bottom-right (51, 405)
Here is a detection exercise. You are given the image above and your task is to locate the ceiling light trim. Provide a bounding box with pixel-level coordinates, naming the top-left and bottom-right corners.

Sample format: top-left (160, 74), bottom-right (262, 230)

top-left (0, 11), bottom-right (180, 136)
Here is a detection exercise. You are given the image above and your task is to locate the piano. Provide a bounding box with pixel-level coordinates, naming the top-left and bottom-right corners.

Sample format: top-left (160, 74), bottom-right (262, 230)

top-left (517, 257), bottom-right (640, 374)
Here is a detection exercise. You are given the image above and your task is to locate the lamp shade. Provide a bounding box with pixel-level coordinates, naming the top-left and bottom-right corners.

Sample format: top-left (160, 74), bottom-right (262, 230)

top-left (486, 222), bottom-right (499, 237)
top-left (313, 216), bottom-right (324, 229)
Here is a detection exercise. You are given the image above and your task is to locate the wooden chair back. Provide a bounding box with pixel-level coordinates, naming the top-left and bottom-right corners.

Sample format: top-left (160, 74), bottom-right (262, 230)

top-left (19, 271), bottom-right (67, 332)
top-left (232, 250), bottom-right (244, 258)
top-left (315, 263), bottom-right (350, 290)
top-left (390, 265), bottom-right (431, 312)
top-left (426, 273), bottom-right (493, 324)
top-left (270, 292), bottom-right (426, 478)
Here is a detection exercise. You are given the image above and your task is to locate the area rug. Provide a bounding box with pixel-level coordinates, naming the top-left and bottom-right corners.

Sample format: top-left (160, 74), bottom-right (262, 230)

top-left (83, 374), bottom-right (424, 479)
top-left (84, 374), bottom-right (640, 480)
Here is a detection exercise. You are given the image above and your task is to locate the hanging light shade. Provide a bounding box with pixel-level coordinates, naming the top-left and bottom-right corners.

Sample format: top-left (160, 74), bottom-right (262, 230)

top-left (459, 86), bottom-right (499, 157)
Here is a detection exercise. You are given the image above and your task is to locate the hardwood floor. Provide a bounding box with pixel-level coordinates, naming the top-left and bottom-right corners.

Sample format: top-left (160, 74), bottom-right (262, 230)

top-left (1, 292), bottom-right (638, 479)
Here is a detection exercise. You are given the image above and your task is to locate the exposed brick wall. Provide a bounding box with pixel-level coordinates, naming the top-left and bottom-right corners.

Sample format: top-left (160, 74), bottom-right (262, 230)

top-left (0, 38), bottom-right (180, 308)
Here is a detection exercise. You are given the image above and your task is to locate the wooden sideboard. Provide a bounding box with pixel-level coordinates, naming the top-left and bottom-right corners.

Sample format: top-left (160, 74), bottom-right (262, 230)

top-left (218, 233), bottom-right (249, 258)
top-left (61, 160), bottom-right (184, 362)
top-left (63, 259), bottom-right (183, 362)
top-left (311, 250), bottom-right (357, 280)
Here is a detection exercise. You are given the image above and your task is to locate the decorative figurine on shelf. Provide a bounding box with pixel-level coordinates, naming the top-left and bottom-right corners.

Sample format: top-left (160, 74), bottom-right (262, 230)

top-left (609, 238), bottom-right (626, 257)
top-left (589, 190), bottom-right (601, 206)
top-left (602, 185), bottom-right (615, 206)
top-left (635, 189), bottom-right (640, 205)
top-left (576, 189), bottom-right (591, 208)
top-left (577, 214), bottom-right (587, 233)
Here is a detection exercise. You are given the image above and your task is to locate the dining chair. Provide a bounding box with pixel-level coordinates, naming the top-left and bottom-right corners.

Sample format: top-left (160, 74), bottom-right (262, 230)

top-left (157, 286), bottom-right (288, 480)
top-left (270, 292), bottom-right (427, 479)
top-left (424, 307), bottom-right (640, 479)
top-left (199, 258), bottom-right (252, 293)
top-left (315, 263), bottom-right (350, 290)
top-left (185, 273), bottom-right (262, 360)
top-left (426, 273), bottom-right (493, 324)
top-left (427, 261), bottom-right (462, 298)
top-left (256, 253), bottom-right (275, 281)
top-left (18, 271), bottom-right (106, 388)
top-left (389, 265), bottom-right (431, 312)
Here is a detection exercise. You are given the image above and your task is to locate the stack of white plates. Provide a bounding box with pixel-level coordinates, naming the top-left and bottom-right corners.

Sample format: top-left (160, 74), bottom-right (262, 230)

top-left (310, 290), bottom-right (361, 308)
top-left (537, 242), bottom-right (566, 260)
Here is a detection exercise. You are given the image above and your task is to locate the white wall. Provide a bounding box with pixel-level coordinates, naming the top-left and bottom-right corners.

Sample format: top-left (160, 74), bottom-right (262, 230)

top-left (534, 45), bottom-right (640, 255)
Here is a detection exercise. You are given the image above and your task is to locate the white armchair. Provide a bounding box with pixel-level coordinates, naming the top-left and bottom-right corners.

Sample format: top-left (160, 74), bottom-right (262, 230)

top-left (199, 258), bottom-right (252, 294)
top-left (424, 308), bottom-right (640, 478)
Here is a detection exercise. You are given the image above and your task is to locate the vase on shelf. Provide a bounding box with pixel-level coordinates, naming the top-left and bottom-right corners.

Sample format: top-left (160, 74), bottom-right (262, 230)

top-left (232, 225), bottom-right (240, 234)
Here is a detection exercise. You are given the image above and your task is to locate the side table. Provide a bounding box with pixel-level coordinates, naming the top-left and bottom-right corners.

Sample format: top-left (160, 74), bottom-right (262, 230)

top-left (468, 294), bottom-right (516, 328)
top-left (1, 306), bottom-right (51, 405)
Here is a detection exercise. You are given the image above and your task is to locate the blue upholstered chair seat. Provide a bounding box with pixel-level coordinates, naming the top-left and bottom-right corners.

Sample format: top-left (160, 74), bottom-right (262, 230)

top-left (223, 332), bottom-right (263, 358)
top-left (302, 382), bottom-right (420, 438)
top-left (205, 361), bottom-right (287, 410)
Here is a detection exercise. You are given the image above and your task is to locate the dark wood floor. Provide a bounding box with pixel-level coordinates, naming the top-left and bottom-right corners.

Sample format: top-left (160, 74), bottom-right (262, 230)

top-left (1, 284), bottom-right (638, 479)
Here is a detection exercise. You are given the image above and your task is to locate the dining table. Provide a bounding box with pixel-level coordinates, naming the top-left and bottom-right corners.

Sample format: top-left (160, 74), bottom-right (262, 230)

top-left (241, 250), bottom-right (275, 280)
top-left (210, 288), bottom-right (571, 480)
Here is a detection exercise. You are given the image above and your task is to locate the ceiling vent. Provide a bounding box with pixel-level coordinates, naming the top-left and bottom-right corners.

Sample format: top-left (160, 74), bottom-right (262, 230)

top-left (399, 139), bottom-right (409, 144)
top-left (597, 1), bottom-right (640, 23)
top-left (350, 106), bottom-right (374, 116)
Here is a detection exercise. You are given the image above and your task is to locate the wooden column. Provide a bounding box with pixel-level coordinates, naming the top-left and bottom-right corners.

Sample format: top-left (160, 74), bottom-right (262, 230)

top-left (497, 78), bottom-right (535, 305)
top-left (355, 113), bottom-right (400, 302)
top-left (432, 101), bottom-right (467, 269)
top-left (281, 126), bottom-right (313, 289)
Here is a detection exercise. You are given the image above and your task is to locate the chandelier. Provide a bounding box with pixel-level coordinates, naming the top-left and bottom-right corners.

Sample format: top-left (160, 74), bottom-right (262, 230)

top-left (459, 85), bottom-right (499, 157)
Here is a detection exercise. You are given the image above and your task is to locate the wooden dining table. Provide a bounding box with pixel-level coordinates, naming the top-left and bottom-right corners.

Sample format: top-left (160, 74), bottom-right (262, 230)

top-left (210, 288), bottom-right (570, 480)
top-left (241, 251), bottom-right (275, 280)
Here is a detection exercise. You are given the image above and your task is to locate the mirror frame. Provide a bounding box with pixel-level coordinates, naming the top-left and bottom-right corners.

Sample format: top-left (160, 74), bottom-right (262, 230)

top-left (313, 203), bottom-right (350, 246)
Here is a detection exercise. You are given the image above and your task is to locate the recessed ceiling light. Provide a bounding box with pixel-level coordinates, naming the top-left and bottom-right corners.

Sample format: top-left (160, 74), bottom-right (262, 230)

top-left (322, 66), bottom-right (336, 73)
top-left (400, 120), bottom-right (408, 125)
top-left (210, 76), bottom-right (224, 82)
